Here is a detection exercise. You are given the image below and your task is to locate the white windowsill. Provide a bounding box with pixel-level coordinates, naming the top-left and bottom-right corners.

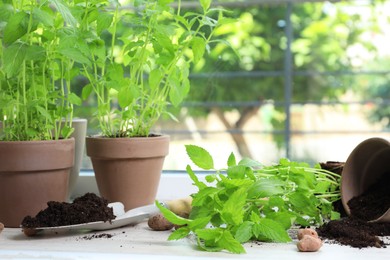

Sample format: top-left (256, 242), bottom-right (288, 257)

top-left (72, 170), bottom-right (207, 201)
top-left (1, 171), bottom-right (389, 259)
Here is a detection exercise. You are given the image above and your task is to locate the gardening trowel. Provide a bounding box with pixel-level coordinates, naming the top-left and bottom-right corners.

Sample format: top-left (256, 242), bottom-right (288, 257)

top-left (22, 201), bottom-right (168, 236)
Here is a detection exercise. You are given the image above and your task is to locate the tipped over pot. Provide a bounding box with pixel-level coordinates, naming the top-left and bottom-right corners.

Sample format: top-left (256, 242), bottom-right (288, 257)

top-left (341, 137), bottom-right (390, 223)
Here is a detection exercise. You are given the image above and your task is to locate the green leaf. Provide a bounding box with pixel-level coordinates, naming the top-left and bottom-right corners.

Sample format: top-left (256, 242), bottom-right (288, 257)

top-left (234, 221), bottom-right (253, 243)
top-left (33, 7), bottom-right (54, 27)
top-left (149, 69), bottom-right (163, 90)
top-left (118, 87), bottom-right (133, 108)
top-left (191, 186), bottom-right (218, 206)
top-left (227, 152), bottom-right (236, 167)
top-left (218, 177), bottom-right (253, 190)
top-left (106, 63), bottom-right (124, 81)
top-left (315, 181), bottom-right (331, 193)
top-left (3, 11), bottom-right (29, 44)
top-left (265, 212), bottom-right (295, 230)
top-left (200, 0), bottom-right (211, 11)
top-left (61, 126), bottom-right (74, 139)
top-left (238, 158), bottom-right (263, 168)
top-left (36, 106), bottom-right (52, 120)
top-left (191, 36), bottom-right (206, 64)
top-left (253, 218), bottom-right (291, 243)
top-left (288, 193), bottom-right (317, 216)
top-left (247, 179), bottom-right (285, 199)
top-left (156, 201), bottom-right (191, 226)
top-left (188, 216), bottom-right (211, 230)
top-left (195, 228), bottom-right (223, 241)
top-left (186, 165), bottom-right (207, 190)
top-left (331, 210), bottom-right (341, 220)
top-left (3, 42), bottom-right (27, 76)
top-left (218, 230), bottom-right (246, 254)
top-left (185, 145), bottom-right (214, 170)
top-left (168, 227), bottom-right (191, 240)
top-left (58, 47), bottom-right (91, 66)
top-left (49, 0), bottom-right (77, 27)
top-left (0, 4), bottom-right (13, 23)
top-left (221, 187), bottom-right (247, 225)
top-left (169, 75), bottom-right (187, 107)
top-left (25, 45), bottom-right (46, 61)
top-left (68, 92), bottom-right (82, 106)
top-left (97, 12), bottom-right (113, 35)
top-left (82, 84), bottom-right (93, 100)
top-left (227, 165), bottom-right (250, 179)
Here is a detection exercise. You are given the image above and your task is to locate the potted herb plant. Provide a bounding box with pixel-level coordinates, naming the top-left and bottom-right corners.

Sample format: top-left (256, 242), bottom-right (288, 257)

top-left (78, 0), bottom-right (228, 210)
top-left (0, 1), bottom-right (82, 227)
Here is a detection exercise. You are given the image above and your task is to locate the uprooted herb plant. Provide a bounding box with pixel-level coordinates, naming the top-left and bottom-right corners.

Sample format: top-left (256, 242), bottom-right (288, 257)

top-left (157, 145), bottom-right (341, 254)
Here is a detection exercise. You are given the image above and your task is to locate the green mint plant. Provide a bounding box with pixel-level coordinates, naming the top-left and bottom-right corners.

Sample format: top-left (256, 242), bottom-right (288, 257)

top-left (0, 0), bottom-right (82, 141)
top-left (77, 0), bottom-right (229, 137)
top-left (157, 145), bottom-right (341, 253)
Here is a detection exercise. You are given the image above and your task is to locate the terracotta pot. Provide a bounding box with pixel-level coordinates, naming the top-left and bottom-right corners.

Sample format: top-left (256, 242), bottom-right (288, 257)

top-left (0, 138), bottom-right (74, 227)
top-left (341, 137), bottom-right (390, 216)
top-left (66, 118), bottom-right (87, 200)
top-left (86, 135), bottom-right (169, 211)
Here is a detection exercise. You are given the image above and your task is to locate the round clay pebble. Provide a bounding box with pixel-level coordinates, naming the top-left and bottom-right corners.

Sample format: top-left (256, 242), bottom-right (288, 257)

top-left (22, 228), bottom-right (38, 237)
top-left (297, 228), bottom-right (318, 240)
top-left (0, 222), bottom-right (4, 234)
top-left (297, 234), bottom-right (323, 252)
top-left (147, 213), bottom-right (174, 231)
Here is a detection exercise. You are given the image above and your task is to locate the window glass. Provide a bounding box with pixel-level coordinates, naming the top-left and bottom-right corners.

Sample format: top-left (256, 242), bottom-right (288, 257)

top-left (76, 0), bottom-right (390, 171)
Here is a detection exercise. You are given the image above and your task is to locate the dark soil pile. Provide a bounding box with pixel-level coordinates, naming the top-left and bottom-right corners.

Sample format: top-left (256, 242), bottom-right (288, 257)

top-left (317, 173), bottom-right (390, 248)
top-left (348, 174), bottom-right (390, 221)
top-left (21, 193), bottom-right (116, 228)
top-left (317, 217), bottom-right (389, 248)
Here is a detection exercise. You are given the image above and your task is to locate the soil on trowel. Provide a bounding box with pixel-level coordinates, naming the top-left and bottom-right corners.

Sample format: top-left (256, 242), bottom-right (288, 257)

top-left (317, 173), bottom-right (390, 248)
top-left (21, 193), bottom-right (116, 228)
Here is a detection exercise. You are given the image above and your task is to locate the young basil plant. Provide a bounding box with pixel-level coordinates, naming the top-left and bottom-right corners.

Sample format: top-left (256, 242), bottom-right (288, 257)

top-left (77, 0), bottom-right (230, 137)
top-left (157, 145), bottom-right (341, 254)
top-left (0, 0), bottom-right (82, 141)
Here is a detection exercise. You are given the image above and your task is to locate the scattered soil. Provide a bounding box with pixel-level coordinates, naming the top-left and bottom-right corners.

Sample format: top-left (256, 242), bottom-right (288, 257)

top-left (317, 217), bottom-right (389, 248)
top-left (81, 233), bottom-right (114, 240)
top-left (21, 193), bottom-right (116, 228)
top-left (317, 173), bottom-right (390, 248)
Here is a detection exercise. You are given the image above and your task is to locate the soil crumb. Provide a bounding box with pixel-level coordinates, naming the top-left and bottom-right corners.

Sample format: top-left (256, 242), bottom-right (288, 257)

top-left (317, 173), bottom-right (390, 248)
top-left (21, 193), bottom-right (115, 228)
top-left (81, 233), bottom-right (114, 240)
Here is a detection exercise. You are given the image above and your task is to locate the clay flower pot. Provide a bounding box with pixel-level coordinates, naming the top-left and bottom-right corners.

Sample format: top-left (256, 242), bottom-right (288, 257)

top-left (0, 138), bottom-right (74, 227)
top-left (341, 137), bottom-right (390, 220)
top-left (86, 135), bottom-right (169, 211)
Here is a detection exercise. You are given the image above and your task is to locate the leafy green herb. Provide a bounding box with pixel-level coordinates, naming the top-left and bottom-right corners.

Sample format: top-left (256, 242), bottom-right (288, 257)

top-left (158, 145), bottom-right (341, 253)
top-left (77, 0), bottom-right (230, 137)
top-left (0, 1), bottom-right (82, 141)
